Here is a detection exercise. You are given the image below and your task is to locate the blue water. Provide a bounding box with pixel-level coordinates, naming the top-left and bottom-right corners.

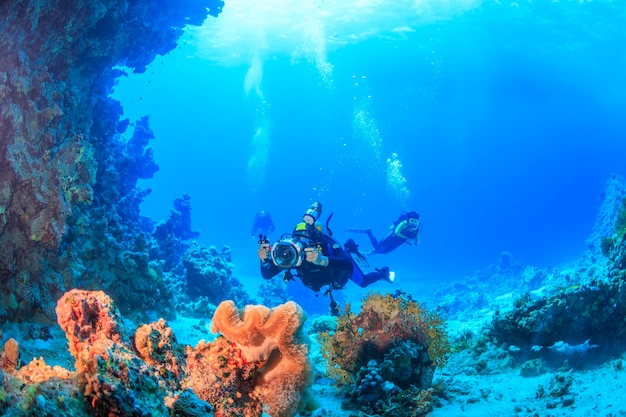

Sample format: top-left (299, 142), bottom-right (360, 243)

top-left (113, 1), bottom-right (626, 301)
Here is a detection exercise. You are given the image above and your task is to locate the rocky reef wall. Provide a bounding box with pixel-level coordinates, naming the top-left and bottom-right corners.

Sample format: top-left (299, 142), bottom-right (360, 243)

top-left (0, 0), bottom-right (223, 321)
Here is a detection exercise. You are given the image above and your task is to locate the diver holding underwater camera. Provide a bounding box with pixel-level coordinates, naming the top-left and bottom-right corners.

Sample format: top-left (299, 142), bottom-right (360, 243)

top-left (258, 202), bottom-right (392, 315)
top-left (266, 233), bottom-right (317, 270)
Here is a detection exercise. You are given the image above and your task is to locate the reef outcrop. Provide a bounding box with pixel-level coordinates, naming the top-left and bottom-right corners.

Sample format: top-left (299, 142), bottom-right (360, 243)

top-left (0, 0), bottom-right (223, 321)
top-left (487, 175), bottom-right (626, 366)
top-left (318, 291), bottom-right (449, 417)
top-left (488, 277), bottom-right (626, 364)
top-left (1, 289), bottom-right (311, 417)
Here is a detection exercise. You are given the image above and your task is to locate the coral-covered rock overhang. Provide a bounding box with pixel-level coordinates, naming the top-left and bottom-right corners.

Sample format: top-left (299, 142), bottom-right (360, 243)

top-left (0, 0), bottom-right (223, 320)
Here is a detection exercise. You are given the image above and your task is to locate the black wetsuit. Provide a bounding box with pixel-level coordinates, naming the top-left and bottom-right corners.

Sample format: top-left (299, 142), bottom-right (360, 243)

top-left (343, 238), bottom-right (390, 287)
top-left (366, 222), bottom-right (419, 254)
top-left (260, 231), bottom-right (353, 292)
top-left (370, 232), bottom-right (407, 254)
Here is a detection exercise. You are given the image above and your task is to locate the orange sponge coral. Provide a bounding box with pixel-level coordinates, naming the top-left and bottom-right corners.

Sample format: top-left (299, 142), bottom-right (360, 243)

top-left (56, 289), bottom-right (124, 364)
top-left (210, 300), bottom-right (311, 417)
top-left (1, 337), bottom-right (20, 371)
top-left (133, 318), bottom-right (185, 388)
top-left (185, 336), bottom-right (262, 417)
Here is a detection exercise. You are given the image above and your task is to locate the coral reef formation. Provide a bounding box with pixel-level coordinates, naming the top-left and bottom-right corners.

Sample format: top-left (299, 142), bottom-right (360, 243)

top-left (150, 194), bottom-right (200, 271)
top-left (485, 175), bottom-right (626, 367)
top-left (600, 193), bottom-right (626, 275)
top-left (133, 318), bottom-right (186, 389)
top-left (184, 336), bottom-right (262, 417)
top-left (318, 291), bottom-right (449, 416)
top-left (576, 173), bottom-right (626, 281)
top-left (210, 300), bottom-right (312, 417)
top-left (587, 174), bottom-right (626, 258)
top-left (182, 243), bottom-right (253, 306)
top-left (0, 0), bottom-right (224, 321)
top-left (0, 289), bottom-right (311, 417)
top-left (489, 277), bottom-right (626, 364)
top-left (56, 289), bottom-right (169, 416)
top-left (428, 175), bottom-right (626, 332)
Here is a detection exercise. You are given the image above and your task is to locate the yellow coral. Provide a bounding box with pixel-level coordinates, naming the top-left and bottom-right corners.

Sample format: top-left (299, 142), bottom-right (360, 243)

top-left (15, 357), bottom-right (74, 383)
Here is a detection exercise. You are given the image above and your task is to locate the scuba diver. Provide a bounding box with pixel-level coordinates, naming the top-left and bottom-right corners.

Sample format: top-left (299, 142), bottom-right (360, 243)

top-left (251, 210), bottom-right (275, 237)
top-left (347, 210), bottom-right (422, 255)
top-left (257, 202), bottom-right (391, 315)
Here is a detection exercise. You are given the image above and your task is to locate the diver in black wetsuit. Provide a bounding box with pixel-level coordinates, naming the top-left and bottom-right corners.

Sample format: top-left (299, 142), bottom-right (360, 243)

top-left (257, 202), bottom-right (391, 315)
top-left (347, 211), bottom-right (422, 255)
top-left (251, 210), bottom-right (275, 237)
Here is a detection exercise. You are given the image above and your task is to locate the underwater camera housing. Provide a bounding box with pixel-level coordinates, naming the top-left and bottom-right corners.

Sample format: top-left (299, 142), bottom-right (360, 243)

top-left (270, 235), bottom-right (313, 269)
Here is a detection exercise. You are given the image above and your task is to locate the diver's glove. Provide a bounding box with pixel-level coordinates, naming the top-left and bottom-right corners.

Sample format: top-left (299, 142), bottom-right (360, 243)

top-left (258, 243), bottom-right (270, 262)
top-left (305, 247), bottom-right (329, 267)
